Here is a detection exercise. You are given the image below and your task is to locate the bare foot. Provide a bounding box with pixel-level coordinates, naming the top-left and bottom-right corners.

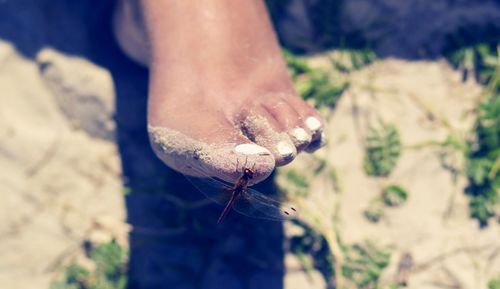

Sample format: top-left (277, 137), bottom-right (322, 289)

top-left (113, 0), bottom-right (325, 184)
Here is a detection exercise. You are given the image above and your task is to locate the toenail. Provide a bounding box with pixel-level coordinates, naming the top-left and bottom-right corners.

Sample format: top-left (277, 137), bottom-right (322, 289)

top-left (305, 116), bottom-right (322, 132)
top-left (291, 127), bottom-right (311, 144)
top-left (305, 131), bottom-right (327, 152)
top-left (234, 143), bottom-right (271, 155)
top-left (277, 141), bottom-right (296, 158)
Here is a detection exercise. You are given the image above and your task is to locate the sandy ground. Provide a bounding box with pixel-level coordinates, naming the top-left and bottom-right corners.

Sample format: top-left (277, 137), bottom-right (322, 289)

top-left (1, 1), bottom-right (500, 289)
top-left (329, 59), bottom-right (500, 289)
top-left (0, 42), bottom-right (127, 288)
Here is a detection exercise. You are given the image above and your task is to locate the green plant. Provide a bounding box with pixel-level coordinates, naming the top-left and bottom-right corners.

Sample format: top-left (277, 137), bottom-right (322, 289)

top-left (363, 124), bottom-right (402, 177)
top-left (285, 169), bottom-right (310, 197)
top-left (277, 155), bottom-right (347, 288)
top-left (447, 44), bottom-right (499, 85)
top-left (282, 50), bottom-right (313, 77)
top-left (50, 264), bottom-right (90, 289)
top-left (382, 184), bottom-right (408, 207)
top-left (50, 240), bottom-right (127, 289)
top-left (489, 275), bottom-right (500, 289)
top-left (466, 93), bottom-right (500, 225)
top-left (333, 49), bottom-right (377, 72)
top-left (363, 184), bottom-right (408, 222)
top-left (363, 199), bottom-right (384, 223)
top-left (297, 70), bottom-right (350, 108)
top-left (342, 242), bottom-right (391, 289)
top-left (283, 50), bottom-right (349, 108)
top-left (446, 42), bottom-right (500, 225)
top-left (289, 222), bottom-right (336, 283)
top-left (362, 123), bottom-right (406, 222)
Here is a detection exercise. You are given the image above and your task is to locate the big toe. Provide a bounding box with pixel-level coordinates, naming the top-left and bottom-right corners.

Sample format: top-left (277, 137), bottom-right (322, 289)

top-left (148, 125), bottom-right (275, 184)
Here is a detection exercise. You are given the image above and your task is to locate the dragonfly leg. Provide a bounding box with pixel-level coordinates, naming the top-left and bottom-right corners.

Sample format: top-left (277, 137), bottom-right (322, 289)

top-left (243, 156), bottom-right (249, 170)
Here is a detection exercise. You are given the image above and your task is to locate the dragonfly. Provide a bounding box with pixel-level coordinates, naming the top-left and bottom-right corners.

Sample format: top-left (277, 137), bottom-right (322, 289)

top-left (183, 161), bottom-right (298, 224)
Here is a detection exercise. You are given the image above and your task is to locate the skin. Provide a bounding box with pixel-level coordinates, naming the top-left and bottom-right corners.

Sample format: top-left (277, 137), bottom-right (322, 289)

top-left (113, 0), bottom-right (326, 184)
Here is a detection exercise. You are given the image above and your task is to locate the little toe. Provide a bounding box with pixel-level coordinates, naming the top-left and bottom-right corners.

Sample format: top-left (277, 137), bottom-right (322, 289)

top-left (304, 129), bottom-right (327, 153)
top-left (303, 116), bottom-right (327, 152)
top-left (284, 95), bottom-right (327, 152)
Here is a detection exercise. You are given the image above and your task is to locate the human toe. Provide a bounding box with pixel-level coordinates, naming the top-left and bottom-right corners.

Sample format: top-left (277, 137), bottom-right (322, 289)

top-left (239, 108), bottom-right (297, 166)
top-left (148, 125), bottom-right (275, 185)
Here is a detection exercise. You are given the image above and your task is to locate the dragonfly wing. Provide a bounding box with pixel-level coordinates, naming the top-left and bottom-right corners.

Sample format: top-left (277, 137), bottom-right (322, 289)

top-left (182, 163), bottom-right (298, 222)
top-left (231, 187), bottom-right (298, 221)
top-left (184, 174), bottom-right (234, 205)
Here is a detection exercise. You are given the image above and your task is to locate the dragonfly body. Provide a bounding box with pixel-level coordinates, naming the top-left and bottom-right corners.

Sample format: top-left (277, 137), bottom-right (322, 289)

top-left (217, 168), bottom-right (254, 224)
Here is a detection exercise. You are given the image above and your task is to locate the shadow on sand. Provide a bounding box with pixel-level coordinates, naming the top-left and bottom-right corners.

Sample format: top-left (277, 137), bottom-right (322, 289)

top-left (0, 1), bottom-right (283, 288)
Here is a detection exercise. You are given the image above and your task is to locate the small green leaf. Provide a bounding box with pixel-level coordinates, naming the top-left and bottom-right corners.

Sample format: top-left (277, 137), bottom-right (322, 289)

top-left (489, 275), bottom-right (500, 289)
top-left (364, 199), bottom-right (384, 223)
top-left (382, 185), bottom-right (408, 207)
top-left (342, 241), bottom-right (391, 288)
top-left (363, 124), bottom-right (402, 177)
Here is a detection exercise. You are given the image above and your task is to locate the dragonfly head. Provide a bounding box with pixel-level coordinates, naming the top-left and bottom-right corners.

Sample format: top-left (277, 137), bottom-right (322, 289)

top-left (242, 168), bottom-right (254, 180)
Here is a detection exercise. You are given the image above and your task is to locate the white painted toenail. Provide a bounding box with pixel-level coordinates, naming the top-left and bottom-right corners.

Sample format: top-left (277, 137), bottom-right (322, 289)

top-left (235, 143), bottom-right (271, 155)
top-left (291, 127), bottom-right (311, 143)
top-left (277, 141), bottom-right (295, 157)
top-left (305, 116), bottom-right (322, 131)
